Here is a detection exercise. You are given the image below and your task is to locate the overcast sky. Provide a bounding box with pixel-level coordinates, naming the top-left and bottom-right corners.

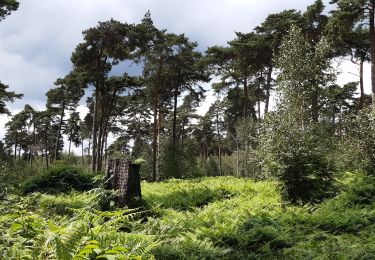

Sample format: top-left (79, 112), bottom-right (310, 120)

top-left (0, 0), bottom-right (370, 144)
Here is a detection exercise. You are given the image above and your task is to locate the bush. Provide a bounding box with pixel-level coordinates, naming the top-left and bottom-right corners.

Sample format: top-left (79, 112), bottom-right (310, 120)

top-left (281, 149), bottom-right (335, 204)
top-left (21, 165), bottom-right (95, 194)
top-left (259, 113), bottom-right (336, 204)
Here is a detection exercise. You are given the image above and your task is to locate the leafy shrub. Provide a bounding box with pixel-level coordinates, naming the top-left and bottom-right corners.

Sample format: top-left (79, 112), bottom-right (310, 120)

top-left (335, 109), bottom-right (375, 175)
top-left (281, 149), bottom-right (335, 204)
top-left (21, 165), bottom-right (95, 194)
top-left (259, 113), bottom-right (336, 204)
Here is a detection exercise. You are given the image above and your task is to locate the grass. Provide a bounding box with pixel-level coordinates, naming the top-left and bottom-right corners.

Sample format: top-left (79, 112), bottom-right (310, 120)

top-left (0, 174), bottom-right (374, 259)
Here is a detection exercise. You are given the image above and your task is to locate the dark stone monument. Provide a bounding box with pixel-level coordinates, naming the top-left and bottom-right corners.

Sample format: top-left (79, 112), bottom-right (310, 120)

top-left (105, 158), bottom-right (142, 207)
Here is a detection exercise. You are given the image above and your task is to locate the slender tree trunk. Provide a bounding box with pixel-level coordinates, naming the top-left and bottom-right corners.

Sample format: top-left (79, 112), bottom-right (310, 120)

top-left (88, 137), bottom-right (91, 164)
top-left (243, 78), bottom-right (248, 118)
top-left (81, 140), bottom-right (84, 164)
top-left (31, 124), bottom-right (36, 167)
top-left (157, 94), bottom-right (162, 177)
top-left (216, 102), bottom-right (222, 176)
top-left (152, 97), bottom-right (158, 181)
top-left (100, 88), bottom-right (117, 171)
top-left (97, 102), bottom-right (103, 172)
top-left (332, 107), bottom-right (336, 136)
top-left (181, 121), bottom-right (185, 148)
top-left (44, 127), bottom-right (49, 170)
top-left (14, 134), bottom-right (17, 161)
top-left (92, 87), bottom-right (99, 172)
top-left (104, 132), bottom-right (108, 166)
top-left (265, 65), bottom-right (272, 114)
top-left (236, 137), bottom-right (239, 176)
top-left (370, 4), bottom-right (375, 106)
top-left (68, 138), bottom-right (72, 155)
top-left (257, 99), bottom-right (261, 120)
top-left (359, 58), bottom-right (365, 110)
top-left (172, 84), bottom-right (178, 146)
top-left (54, 101), bottom-right (65, 160)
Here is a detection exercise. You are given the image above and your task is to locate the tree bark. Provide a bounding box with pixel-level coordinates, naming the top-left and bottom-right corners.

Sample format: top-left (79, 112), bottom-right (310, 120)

top-left (370, 4), bottom-right (375, 106)
top-left (81, 140), bottom-right (84, 164)
top-left (91, 87), bottom-right (99, 172)
top-left (265, 65), bottom-right (272, 114)
top-left (216, 102), bottom-right (222, 176)
top-left (44, 126), bottom-right (49, 170)
top-left (243, 78), bottom-right (248, 118)
top-left (172, 84), bottom-right (178, 146)
top-left (359, 58), bottom-right (365, 110)
top-left (152, 97), bottom-right (158, 181)
top-left (54, 100), bottom-right (65, 160)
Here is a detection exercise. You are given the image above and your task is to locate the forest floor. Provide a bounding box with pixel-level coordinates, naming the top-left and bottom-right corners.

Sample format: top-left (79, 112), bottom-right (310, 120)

top-left (1, 173), bottom-right (375, 259)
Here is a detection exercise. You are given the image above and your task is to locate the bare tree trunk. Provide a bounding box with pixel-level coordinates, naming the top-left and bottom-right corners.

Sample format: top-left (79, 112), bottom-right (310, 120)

top-left (216, 101), bottom-right (222, 176)
top-left (265, 65), bottom-right (272, 114)
top-left (243, 78), bottom-right (248, 118)
top-left (236, 137), bottom-right (239, 176)
top-left (81, 140), bottom-right (84, 164)
top-left (44, 128), bottom-right (49, 170)
top-left (152, 98), bottom-right (158, 182)
top-left (92, 87), bottom-right (99, 172)
top-left (14, 134), bottom-right (17, 161)
top-left (68, 138), bottom-right (72, 155)
top-left (172, 84), bottom-right (178, 146)
top-left (54, 101), bottom-right (65, 160)
top-left (359, 58), bottom-right (365, 110)
top-left (370, 4), bottom-right (375, 106)
top-left (257, 99), bottom-right (261, 120)
top-left (88, 137), bottom-right (91, 164)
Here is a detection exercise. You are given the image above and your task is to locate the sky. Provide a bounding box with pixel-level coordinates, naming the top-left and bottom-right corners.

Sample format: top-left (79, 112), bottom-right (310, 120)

top-left (0, 0), bottom-right (370, 150)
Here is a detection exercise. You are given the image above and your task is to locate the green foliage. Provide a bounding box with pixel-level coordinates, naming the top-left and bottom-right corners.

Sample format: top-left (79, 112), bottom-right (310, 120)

top-left (21, 165), bottom-right (95, 194)
top-left (0, 0), bottom-right (19, 21)
top-left (335, 108), bottom-right (375, 175)
top-left (259, 113), bottom-right (336, 204)
top-left (1, 175), bottom-right (375, 258)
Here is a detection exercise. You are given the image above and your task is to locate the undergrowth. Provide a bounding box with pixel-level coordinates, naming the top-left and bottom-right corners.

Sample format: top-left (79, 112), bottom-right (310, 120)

top-left (0, 174), bottom-right (374, 259)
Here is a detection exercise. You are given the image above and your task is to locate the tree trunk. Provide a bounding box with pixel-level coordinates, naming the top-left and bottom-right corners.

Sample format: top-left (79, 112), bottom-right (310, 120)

top-left (265, 65), bottom-right (272, 115)
top-left (370, 4), bottom-right (375, 106)
top-left (54, 101), bottom-right (65, 160)
top-left (257, 99), bottom-right (261, 120)
top-left (92, 85), bottom-right (101, 172)
top-left (44, 127), bottom-right (49, 170)
top-left (88, 137), bottom-right (91, 164)
top-left (243, 78), bottom-right (248, 118)
top-left (359, 58), bottom-right (365, 110)
top-left (172, 84), bottom-right (178, 146)
top-left (14, 134), bottom-right (17, 161)
top-left (152, 97), bottom-right (158, 182)
top-left (236, 137), bottom-right (239, 176)
top-left (68, 138), bottom-right (72, 155)
top-left (81, 140), bottom-right (84, 164)
top-left (216, 103), bottom-right (222, 176)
